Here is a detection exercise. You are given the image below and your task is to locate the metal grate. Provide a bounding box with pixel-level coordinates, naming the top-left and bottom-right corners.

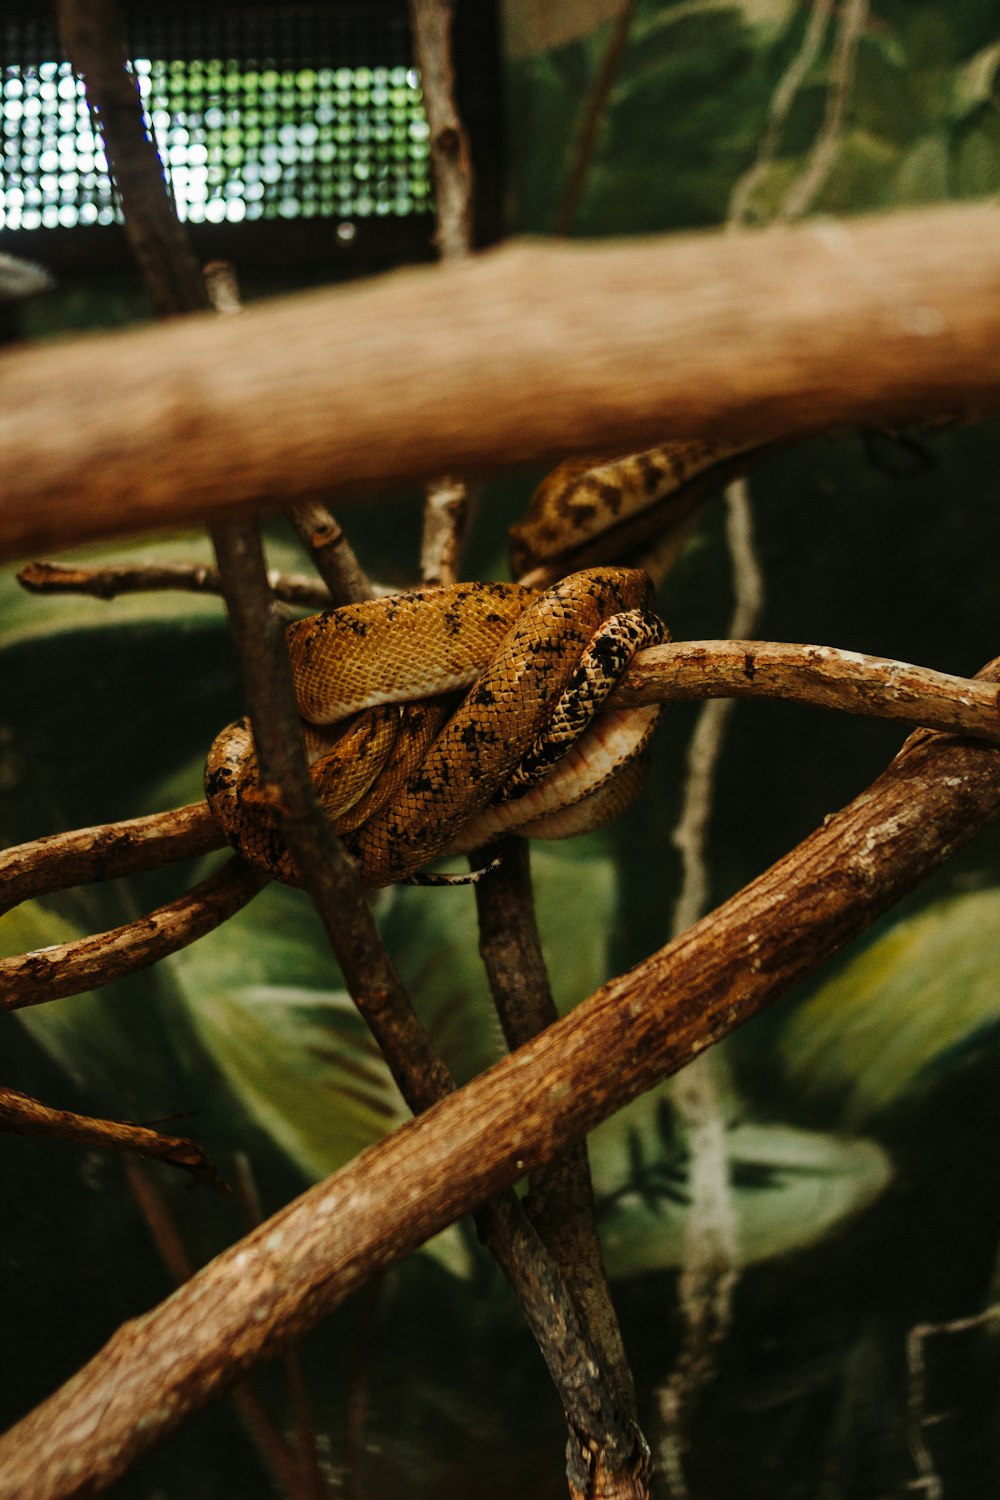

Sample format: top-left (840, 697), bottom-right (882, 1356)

top-left (0, 3), bottom-right (432, 234)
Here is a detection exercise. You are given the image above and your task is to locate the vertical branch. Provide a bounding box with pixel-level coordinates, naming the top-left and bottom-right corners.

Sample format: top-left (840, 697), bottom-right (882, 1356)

top-left (656, 483), bottom-right (763, 1490)
top-left (409, 0), bottom-right (476, 585)
top-left (57, 0), bottom-right (208, 316)
top-left (473, 840), bottom-right (642, 1431)
top-left (658, 3), bottom-right (869, 1483)
top-left (409, 0), bottom-right (474, 261)
top-left (556, 0), bottom-right (639, 237)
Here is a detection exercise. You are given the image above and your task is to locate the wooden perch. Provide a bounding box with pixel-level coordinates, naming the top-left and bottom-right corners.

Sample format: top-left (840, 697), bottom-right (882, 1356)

top-left (2, 687), bottom-right (1000, 1500)
top-left (1, 202), bottom-right (998, 560)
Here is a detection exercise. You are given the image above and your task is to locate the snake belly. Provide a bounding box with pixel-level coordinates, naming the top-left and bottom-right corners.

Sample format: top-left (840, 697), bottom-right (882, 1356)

top-left (205, 568), bottom-right (666, 887)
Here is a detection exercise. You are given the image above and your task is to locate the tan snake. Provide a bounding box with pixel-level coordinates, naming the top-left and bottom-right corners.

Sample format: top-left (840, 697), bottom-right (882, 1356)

top-left (206, 568), bottom-right (667, 888)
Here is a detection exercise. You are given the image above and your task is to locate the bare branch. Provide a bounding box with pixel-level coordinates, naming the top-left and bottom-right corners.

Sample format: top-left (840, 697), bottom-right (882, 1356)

top-left (557, 0), bottom-right (639, 236)
top-left (408, 0), bottom-right (474, 261)
top-left (774, 0), bottom-right (870, 225)
top-left (473, 838), bottom-right (642, 1447)
top-left (285, 502), bottom-right (375, 606)
top-left (419, 475), bottom-right (473, 587)
top-left (409, 0), bottom-right (476, 587)
top-left (27, 19), bottom-right (661, 1480)
top-left (727, 0), bottom-right (836, 229)
top-left (2, 634), bottom-right (994, 932)
top-left (210, 519), bottom-right (644, 1498)
top-left (3, 685), bottom-right (1000, 1499)
top-left (0, 802), bottom-right (223, 916)
top-left (2, 203), bottom-right (998, 559)
top-left (656, 483), bottom-right (763, 1475)
top-left (0, 1087), bottom-right (227, 1191)
top-left (17, 558), bottom-right (333, 610)
top-left (0, 858), bottom-right (265, 1009)
top-left (609, 640), bottom-right (1000, 744)
top-left (56, 0), bottom-right (208, 317)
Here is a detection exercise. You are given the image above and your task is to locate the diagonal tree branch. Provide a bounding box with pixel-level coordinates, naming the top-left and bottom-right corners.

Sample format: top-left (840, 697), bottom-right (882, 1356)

top-left (0, 1086), bottom-right (227, 1191)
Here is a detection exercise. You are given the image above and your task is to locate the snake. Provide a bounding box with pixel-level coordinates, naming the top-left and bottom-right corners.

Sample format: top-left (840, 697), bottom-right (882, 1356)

top-left (205, 568), bottom-right (667, 888)
top-left (509, 434), bottom-right (778, 584)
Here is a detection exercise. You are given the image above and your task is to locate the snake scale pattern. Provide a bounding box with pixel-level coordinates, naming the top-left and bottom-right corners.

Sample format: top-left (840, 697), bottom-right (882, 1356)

top-left (206, 567), bottom-right (667, 887)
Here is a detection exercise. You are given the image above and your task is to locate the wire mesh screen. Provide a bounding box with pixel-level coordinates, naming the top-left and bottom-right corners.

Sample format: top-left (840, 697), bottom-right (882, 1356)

top-left (0, 3), bottom-right (431, 234)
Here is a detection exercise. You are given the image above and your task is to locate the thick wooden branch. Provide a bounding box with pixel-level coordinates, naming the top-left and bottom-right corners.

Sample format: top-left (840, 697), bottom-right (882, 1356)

top-left (3, 691), bottom-right (1000, 1500)
top-left (1, 203), bottom-right (998, 560)
top-left (610, 640), bottom-right (1000, 742)
top-left (0, 802), bottom-right (223, 915)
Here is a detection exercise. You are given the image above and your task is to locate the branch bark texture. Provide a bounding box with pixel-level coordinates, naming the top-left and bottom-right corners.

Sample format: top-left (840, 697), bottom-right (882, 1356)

top-left (3, 694), bottom-right (1000, 1499)
top-left (1, 204), bottom-right (998, 559)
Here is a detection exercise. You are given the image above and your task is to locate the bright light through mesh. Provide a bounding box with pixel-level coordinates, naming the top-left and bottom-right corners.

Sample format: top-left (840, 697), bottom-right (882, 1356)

top-left (0, 58), bottom-right (432, 230)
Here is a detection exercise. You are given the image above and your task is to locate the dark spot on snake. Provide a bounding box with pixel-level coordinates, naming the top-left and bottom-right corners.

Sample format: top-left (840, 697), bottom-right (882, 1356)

top-left (559, 496), bottom-right (596, 525)
top-left (589, 634), bottom-right (626, 674)
top-left (205, 767), bottom-right (230, 797)
top-left (637, 453), bottom-right (663, 494)
top-left (594, 480), bottom-right (624, 516)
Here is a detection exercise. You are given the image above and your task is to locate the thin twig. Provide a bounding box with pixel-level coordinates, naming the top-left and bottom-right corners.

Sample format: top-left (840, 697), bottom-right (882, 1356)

top-left (0, 858), bottom-right (266, 1009)
top-left (657, 484), bottom-right (762, 1485)
top-left (774, 0), bottom-right (870, 225)
top-left (285, 502), bottom-right (375, 607)
top-left (409, 0), bottom-right (476, 586)
top-left (556, 0), bottom-right (639, 237)
top-left (727, 0), bottom-right (836, 229)
top-left (0, 1086), bottom-right (228, 1191)
top-left (5, 679), bottom-right (1000, 1499)
top-left (17, 558), bottom-right (334, 610)
top-left (905, 1306), bottom-right (1000, 1499)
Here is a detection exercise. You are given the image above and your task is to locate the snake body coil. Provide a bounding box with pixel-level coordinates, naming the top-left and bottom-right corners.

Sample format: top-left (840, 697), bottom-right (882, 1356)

top-left (206, 568), bottom-right (666, 887)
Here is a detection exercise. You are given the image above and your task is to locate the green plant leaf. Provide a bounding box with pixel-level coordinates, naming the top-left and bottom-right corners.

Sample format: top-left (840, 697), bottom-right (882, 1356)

top-left (892, 134), bottom-right (951, 205)
top-left (589, 1095), bottom-right (891, 1277)
top-left (781, 890), bottom-right (1000, 1126)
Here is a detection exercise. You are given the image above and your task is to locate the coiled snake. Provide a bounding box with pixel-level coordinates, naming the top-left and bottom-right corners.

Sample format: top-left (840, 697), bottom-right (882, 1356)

top-left (206, 567), bottom-right (667, 888)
